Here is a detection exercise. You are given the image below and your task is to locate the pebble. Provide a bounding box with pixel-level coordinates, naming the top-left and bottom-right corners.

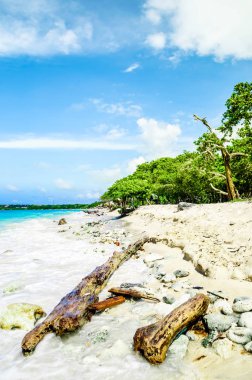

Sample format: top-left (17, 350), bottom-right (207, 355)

top-left (238, 312), bottom-right (252, 329)
top-left (163, 296), bottom-right (175, 305)
top-left (174, 270), bottom-right (190, 278)
top-left (232, 298), bottom-right (252, 313)
top-left (212, 338), bottom-right (233, 359)
top-left (161, 274), bottom-right (176, 283)
top-left (204, 313), bottom-right (238, 332)
top-left (227, 327), bottom-right (252, 344)
top-left (214, 299), bottom-right (233, 315)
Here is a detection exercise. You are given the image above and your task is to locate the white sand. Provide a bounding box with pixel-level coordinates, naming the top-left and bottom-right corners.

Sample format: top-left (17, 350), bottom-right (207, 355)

top-left (0, 202), bottom-right (252, 379)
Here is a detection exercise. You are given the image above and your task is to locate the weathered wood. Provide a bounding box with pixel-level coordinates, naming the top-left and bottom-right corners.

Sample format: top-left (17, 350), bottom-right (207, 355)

top-left (88, 296), bottom-right (125, 311)
top-left (133, 294), bottom-right (210, 364)
top-left (109, 287), bottom-right (160, 303)
top-left (22, 236), bottom-right (151, 355)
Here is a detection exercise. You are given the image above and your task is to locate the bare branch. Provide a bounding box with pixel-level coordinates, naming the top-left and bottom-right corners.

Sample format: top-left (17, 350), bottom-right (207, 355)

top-left (193, 114), bottom-right (214, 133)
top-left (210, 183), bottom-right (228, 196)
top-left (209, 172), bottom-right (226, 179)
top-left (230, 152), bottom-right (248, 159)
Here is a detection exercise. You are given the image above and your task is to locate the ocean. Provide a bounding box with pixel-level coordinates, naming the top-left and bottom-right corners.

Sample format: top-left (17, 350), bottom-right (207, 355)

top-left (0, 209), bottom-right (81, 227)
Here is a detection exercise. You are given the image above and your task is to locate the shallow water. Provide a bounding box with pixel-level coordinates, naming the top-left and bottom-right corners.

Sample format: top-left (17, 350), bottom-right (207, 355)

top-left (0, 212), bottom-right (199, 380)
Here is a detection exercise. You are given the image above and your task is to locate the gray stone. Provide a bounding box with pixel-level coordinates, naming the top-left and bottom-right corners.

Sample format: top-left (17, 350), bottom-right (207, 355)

top-left (177, 202), bottom-right (194, 211)
top-left (161, 274), bottom-right (176, 283)
top-left (163, 296), bottom-right (175, 305)
top-left (244, 341), bottom-right (252, 353)
top-left (227, 327), bottom-right (252, 344)
top-left (169, 335), bottom-right (189, 359)
top-left (204, 313), bottom-right (238, 332)
top-left (214, 299), bottom-right (233, 315)
top-left (212, 338), bottom-right (233, 359)
top-left (233, 296), bottom-right (251, 304)
top-left (174, 270), bottom-right (190, 278)
top-left (232, 298), bottom-right (252, 313)
top-left (238, 312), bottom-right (252, 329)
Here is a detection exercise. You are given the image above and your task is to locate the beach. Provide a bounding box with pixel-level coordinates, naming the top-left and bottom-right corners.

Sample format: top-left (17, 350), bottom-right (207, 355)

top-left (0, 203), bottom-right (252, 380)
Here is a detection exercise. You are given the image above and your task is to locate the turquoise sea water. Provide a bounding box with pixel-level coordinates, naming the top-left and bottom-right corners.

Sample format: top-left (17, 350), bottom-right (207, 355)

top-left (0, 209), bottom-right (80, 228)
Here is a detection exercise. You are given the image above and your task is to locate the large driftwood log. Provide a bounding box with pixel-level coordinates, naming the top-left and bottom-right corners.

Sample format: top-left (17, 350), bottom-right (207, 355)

top-left (109, 287), bottom-right (160, 302)
top-left (133, 294), bottom-right (210, 364)
top-left (22, 236), bottom-right (152, 355)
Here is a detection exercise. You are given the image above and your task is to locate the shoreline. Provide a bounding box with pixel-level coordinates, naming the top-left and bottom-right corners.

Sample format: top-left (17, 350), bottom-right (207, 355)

top-left (0, 203), bottom-right (252, 379)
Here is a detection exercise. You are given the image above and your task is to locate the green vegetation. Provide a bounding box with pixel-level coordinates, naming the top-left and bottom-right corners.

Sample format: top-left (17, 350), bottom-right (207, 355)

top-left (101, 82), bottom-right (252, 214)
top-left (0, 202), bottom-right (101, 211)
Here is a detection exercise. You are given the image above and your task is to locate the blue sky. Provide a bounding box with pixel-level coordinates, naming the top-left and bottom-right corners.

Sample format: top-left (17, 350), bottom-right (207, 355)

top-left (0, 0), bottom-right (251, 204)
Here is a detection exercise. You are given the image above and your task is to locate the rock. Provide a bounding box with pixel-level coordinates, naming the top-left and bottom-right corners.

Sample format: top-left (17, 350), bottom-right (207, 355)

top-left (238, 312), bottom-right (252, 329)
top-left (174, 270), bottom-right (190, 278)
top-left (172, 282), bottom-right (190, 292)
top-left (177, 202), bottom-right (194, 211)
top-left (212, 338), bottom-right (233, 359)
top-left (186, 331), bottom-right (197, 341)
top-left (233, 296), bottom-right (250, 303)
top-left (0, 303), bottom-right (45, 330)
top-left (244, 257), bottom-right (252, 281)
top-left (203, 313), bottom-right (238, 332)
top-left (213, 299), bottom-right (233, 315)
top-left (227, 327), bottom-right (252, 344)
top-left (244, 341), bottom-right (252, 353)
top-left (58, 218), bottom-right (67, 225)
top-left (232, 298), bottom-right (252, 313)
top-left (163, 296), bottom-right (175, 305)
top-left (120, 282), bottom-right (144, 289)
top-left (169, 335), bottom-right (189, 359)
top-left (160, 274), bottom-right (176, 283)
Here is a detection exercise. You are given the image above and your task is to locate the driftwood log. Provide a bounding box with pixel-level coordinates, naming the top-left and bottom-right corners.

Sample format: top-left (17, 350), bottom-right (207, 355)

top-left (109, 287), bottom-right (160, 302)
top-left (133, 294), bottom-right (210, 364)
top-left (88, 296), bottom-right (126, 312)
top-left (22, 236), bottom-right (155, 355)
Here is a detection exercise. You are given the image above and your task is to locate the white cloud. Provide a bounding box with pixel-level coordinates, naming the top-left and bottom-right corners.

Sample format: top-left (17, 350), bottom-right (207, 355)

top-left (0, 137), bottom-right (135, 150)
top-left (54, 178), bottom-right (73, 190)
top-left (88, 166), bottom-right (122, 185)
top-left (38, 187), bottom-right (47, 193)
top-left (91, 99), bottom-right (142, 118)
top-left (127, 156), bottom-right (146, 174)
top-left (105, 128), bottom-right (126, 140)
top-left (77, 192), bottom-right (101, 200)
top-left (6, 184), bottom-right (19, 192)
top-left (137, 117), bottom-right (181, 159)
top-left (146, 32), bottom-right (166, 50)
top-left (144, 0), bottom-right (252, 60)
top-left (124, 63), bottom-right (140, 73)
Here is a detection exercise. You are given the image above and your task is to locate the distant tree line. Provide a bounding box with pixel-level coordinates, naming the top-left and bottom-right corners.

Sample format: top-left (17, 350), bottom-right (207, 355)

top-left (0, 202), bottom-right (101, 210)
top-left (101, 82), bottom-right (252, 214)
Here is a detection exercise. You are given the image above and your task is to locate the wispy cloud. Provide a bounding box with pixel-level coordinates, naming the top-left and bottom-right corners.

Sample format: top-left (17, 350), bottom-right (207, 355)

top-left (124, 63), bottom-right (140, 73)
top-left (54, 178), bottom-right (73, 190)
top-left (91, 98), bottom-right (142, 117)
top-left (6, 184), bottom-right (19, 192)
top-left (0, 137), bottom-right (135, 150)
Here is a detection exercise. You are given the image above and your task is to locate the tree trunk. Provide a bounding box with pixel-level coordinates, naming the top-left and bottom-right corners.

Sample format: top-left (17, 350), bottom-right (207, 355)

top-left (222, 151), bottom-right (239, 200)
top-left (133, 294), bottom-right (210, 364)
top-left (21, 236), bottom-right (153, 355)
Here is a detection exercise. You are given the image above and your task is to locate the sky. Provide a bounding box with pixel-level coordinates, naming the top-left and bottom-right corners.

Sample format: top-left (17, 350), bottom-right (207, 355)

top-left (0, 0), bottom-right (251, 204)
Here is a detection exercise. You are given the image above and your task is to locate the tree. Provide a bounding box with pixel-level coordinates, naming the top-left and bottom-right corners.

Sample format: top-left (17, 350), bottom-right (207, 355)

top-left (101, 177), bottom-right (151, 215)
top-left (194, 82), bottom-right (251, 200)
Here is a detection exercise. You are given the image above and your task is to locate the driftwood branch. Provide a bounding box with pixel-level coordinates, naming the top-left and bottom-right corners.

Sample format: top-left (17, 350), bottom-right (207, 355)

top-left (109, 287), bottom-right (160, 302)
top-left (133, 294), bottom-right (210, 364)
top-left (88, 296), bottom-right (125, 312)
top-left (22, 236), bottom-right (153, 355)
top-left (210, 183), bottom-right (228, 196)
